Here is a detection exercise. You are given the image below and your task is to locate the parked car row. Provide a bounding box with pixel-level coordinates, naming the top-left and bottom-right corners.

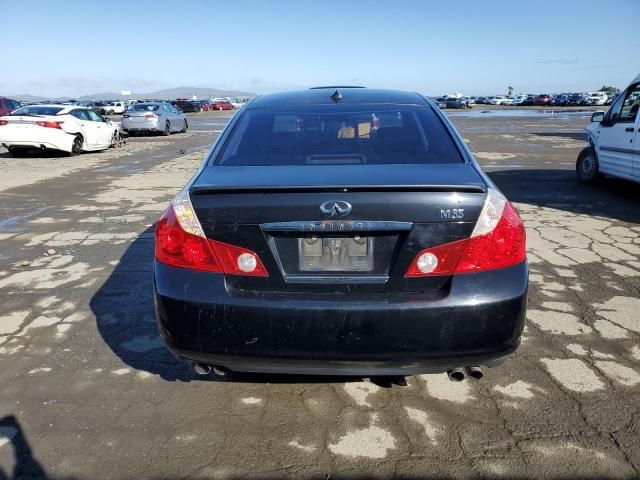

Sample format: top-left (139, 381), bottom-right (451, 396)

top-left (0, 98), bottom-right (197, 156)
top-left (475, 91), bottom-right (617, 106)
top-left (0, 96), bottom-right (249, 119)
top-left (430, 91), bottom-right (619, 109)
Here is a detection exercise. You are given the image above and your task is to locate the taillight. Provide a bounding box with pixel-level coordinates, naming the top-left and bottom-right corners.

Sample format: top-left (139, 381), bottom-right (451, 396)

top-left (405, 189), bottom-right (526, 277)
top-left (122, 114), bottom-right (130, 118)
top-left (209, 239), bottom-right (268, 276)
top-left (145, 114), bottom-right (157, 119)
top-left (155, 191), bottom-right (267, 276)
top-left (0, 120), bottom-right (8, 126)
top-left (35, 121), bottom-right (63, 129)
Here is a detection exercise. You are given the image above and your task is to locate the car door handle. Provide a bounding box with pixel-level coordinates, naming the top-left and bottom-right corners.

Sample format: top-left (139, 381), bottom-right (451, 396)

top-left (625, 127), bottom-right (635, 132)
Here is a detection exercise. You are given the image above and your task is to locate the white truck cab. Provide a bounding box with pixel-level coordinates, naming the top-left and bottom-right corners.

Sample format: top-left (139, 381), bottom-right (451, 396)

top-left (103, 102), bottom-right (126, 115)
top-left (577, 73), bottom-right (640, 184)
top-left (586, 91), bottom-right (609, 105)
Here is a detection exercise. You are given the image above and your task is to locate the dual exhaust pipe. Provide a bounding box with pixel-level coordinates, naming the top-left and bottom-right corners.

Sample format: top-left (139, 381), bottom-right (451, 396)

top-left (193, 363), bottom-right (228, 377)
top-left (447, 366), bottom-right (483, 382)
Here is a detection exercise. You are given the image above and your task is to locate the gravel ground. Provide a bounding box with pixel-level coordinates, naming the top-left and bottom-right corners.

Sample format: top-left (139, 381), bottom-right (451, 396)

top-left (0, 109), bottom-right (638, 480)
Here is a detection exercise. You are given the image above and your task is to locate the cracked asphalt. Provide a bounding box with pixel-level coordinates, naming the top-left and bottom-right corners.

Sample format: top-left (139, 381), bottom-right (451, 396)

top-left (0, 109), bottom-right (639, 480)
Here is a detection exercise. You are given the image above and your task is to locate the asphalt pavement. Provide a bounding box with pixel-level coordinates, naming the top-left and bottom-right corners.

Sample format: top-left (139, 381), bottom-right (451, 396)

top-left (0, 109), bottom-right (639, 480)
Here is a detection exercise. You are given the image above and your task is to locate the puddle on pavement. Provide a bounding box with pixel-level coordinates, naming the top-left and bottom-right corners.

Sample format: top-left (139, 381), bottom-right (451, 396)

top-left (96, 164), bottom-right (145, 174)
top-left (446, 109), bottom-right (596, 119)
top-left (0, 206), bottom-right (50, 232)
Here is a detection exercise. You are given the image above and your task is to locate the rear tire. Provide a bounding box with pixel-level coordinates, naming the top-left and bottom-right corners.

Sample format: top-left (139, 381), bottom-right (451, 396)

top-left (163, 121), bottom-right (170, 136)
top-left (68, 134), bottom-right (83, 157)
top-left (181, 119), bottom-right (188, 133)
top-left (576, 147), bottom-right (600, 183)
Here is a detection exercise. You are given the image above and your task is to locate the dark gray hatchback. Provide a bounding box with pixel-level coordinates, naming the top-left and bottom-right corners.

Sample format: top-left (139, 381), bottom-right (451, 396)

top-left (153, 87), bottom-right (528, 378)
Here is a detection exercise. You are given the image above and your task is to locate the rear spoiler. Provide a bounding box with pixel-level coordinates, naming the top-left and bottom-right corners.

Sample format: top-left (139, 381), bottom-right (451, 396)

top-left (190, 184), bottom-right (487, 194)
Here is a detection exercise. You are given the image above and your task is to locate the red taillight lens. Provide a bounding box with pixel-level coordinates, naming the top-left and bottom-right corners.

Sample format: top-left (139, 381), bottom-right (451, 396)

top-left (145, 114), bottom-right (157, 119)
top-left (209, 240), bottom-right (268, 277)
top-left (155, 206), bottom-right (267, 276)
top-left (122, 114), bottom-right (130, 118)
top-left (155, 206), bottom-right (220, 272)
top-left (0, 120), bottom-right (8, 126)
top-left (35, 121), bottom-right (63, 129)
top-left (455, 202), bottom-right (526, 273)
top-left (405, 201), bottom-right (526, 277)
top-left (405, 239), bottom-right (468, 277)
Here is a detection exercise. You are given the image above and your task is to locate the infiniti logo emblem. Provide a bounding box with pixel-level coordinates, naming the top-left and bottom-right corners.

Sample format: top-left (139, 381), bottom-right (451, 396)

top-left (320, 200), bottom-right (352, 217)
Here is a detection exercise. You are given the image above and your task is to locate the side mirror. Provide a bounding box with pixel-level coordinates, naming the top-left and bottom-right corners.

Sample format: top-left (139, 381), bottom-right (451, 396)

top-left (591, 111), bottom-right (605, 123)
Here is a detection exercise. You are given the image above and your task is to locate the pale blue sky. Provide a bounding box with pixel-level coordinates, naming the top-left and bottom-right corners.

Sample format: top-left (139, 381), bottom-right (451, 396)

top-left (3, 0), bottom-right (639, 97)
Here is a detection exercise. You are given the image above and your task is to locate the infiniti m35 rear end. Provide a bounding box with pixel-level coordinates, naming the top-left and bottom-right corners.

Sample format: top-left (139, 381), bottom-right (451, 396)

top-left (153, 87), bottom-right (528, 376)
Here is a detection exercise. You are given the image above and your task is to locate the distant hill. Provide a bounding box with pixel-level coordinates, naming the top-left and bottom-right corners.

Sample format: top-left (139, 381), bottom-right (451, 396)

top-left (10, 86), bottom-right (256, 102)
top-left (10, 94), bottom-right (51, 102)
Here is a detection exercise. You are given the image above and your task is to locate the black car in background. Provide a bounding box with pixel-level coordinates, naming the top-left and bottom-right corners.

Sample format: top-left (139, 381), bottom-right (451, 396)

top-left (445, 97), bottom-right (467, 109)
top-left (566, 93), bottom-right (588, 106)
top-left (172, 100), bottom-right (200, 113)
top-left (153, 87), bottom-right (528, 378)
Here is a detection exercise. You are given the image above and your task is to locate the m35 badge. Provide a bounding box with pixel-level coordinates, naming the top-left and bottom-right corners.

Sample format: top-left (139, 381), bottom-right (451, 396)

top-left (440, 208), bottom-right (464, 220)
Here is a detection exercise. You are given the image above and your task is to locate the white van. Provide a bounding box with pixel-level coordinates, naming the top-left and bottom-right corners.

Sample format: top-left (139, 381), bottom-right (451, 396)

top-left (577, 73), bottom-right (640, 184)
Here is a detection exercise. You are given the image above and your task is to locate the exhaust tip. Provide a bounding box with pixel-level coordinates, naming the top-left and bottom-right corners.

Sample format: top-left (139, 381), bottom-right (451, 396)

top-left (447, 368), bottom-right (465, 382)
top-left (466, 366), bottom-right (483, 380)
top-left (212, 365), bottom-right (229, 377)
top-left (193, 363), bottom-right (212, 375)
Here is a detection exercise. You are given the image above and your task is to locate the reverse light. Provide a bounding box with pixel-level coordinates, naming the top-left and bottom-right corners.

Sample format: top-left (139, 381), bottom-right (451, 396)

top-left (35, 121), bottom-right (63, 129)
top-left (405, 189), bottom-right (526, 277)
top-left (238, 253), bottom-right (258, 273)
top-left (416, 252), bottom-right (438, 273)
top-left (155, 191), bottom-right (267, 276)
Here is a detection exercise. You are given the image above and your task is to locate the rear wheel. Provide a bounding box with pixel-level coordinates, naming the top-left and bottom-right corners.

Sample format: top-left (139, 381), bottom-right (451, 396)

top-left (576, 147), bottom-right (600, 183)
top-left (181, 119), bottom-right (188, 133)
top-left (68, 134), bottom-right (83, 157)
top-left (7, 147), bottom-right (29, 158)
top-left (163, 121), bottom-right (170, 136)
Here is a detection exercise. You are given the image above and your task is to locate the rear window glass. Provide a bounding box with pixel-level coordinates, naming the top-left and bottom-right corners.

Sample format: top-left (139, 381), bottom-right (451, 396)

top-left (11, 106), bottom-right (64, 116)
top-left (215, 106), bottom-right (463, 166)
top-left (130, 104), bottom-right (160, 111)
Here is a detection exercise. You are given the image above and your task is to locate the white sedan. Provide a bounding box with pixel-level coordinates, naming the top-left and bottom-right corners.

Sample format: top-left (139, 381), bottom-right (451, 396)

top-left (0, 104), bottom-right (120, 157)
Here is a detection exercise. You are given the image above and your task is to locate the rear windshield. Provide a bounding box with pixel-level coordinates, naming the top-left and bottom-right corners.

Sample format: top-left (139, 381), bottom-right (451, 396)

top-left (215, 106), bottom-right (463, 166)
top-left (129, 104), bottom-right (160, 111)
top-left (11, 106), bottom-right (64, 116)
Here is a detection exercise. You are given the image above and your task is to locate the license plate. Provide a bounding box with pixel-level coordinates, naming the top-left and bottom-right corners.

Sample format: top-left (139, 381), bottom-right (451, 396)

top-left (298, 236), bottom-right (374, 272)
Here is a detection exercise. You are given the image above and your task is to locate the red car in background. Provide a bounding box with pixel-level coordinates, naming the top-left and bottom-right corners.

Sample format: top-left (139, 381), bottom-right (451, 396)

top-left (210, 100), bottom-right (234, 111)
top-left (197, 101), bottom-right (211, 111)
top-left (0, 97), bottom-right (20, 116)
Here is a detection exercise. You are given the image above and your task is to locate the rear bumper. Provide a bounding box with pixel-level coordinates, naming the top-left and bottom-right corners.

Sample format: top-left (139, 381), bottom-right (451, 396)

top-left (153, 261), bottom-right (528, 375)
top-left (0, 127), bottom-right (74, 152)
top-left (122, 119), bottom-right (160, 131)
